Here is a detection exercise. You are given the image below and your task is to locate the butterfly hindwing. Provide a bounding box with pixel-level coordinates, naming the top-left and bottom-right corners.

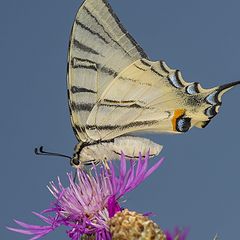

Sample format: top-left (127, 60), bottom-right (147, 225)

top-left (67, 0), bottom-right (147, 142)
top-left (86, 59), bottom-right (240, 141)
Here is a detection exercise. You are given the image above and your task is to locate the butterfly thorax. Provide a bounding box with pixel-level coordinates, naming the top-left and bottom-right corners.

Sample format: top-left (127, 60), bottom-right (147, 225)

top-left (70, 140), bottom-right (112, 167)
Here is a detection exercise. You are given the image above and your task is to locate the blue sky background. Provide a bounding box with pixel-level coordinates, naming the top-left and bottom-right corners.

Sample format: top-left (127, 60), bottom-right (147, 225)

top-left (1, 0), bottom-right (240, 239)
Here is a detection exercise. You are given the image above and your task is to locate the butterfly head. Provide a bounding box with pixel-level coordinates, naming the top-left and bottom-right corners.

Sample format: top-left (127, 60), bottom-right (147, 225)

top-left (70, 154), bottom-right (81, 168)
top-left (70, 142), bottom-right (85, 168)
top-left (171, 80), bottom-right (240, 133)
top-left (70, 151), bottom-right (94, 168)
top-left (71, 142), bottom-right (101, 168)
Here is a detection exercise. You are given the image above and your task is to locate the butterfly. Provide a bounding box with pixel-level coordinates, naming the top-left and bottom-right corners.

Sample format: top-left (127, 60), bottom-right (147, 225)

top-left (65, 0), bottom-right (239, 167)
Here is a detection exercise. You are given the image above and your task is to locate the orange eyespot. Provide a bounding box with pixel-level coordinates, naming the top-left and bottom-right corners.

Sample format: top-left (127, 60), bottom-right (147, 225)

top-left (172, 109), bottom-right (186, 131)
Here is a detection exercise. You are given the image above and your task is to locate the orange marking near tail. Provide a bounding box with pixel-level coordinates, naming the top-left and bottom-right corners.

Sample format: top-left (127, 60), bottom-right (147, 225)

top-left (172, 109), bottom-right (185, 131)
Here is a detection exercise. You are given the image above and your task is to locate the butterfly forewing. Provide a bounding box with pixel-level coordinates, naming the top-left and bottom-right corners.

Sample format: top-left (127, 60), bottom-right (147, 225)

top-left (67, 0), bottom-right (147, 142)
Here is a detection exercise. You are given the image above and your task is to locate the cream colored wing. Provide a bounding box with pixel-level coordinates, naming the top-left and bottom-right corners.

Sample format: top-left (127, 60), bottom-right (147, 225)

top-left (67, 0), bottom-right (147, 142)
top-left (86, 58), bottom-right (240, 141)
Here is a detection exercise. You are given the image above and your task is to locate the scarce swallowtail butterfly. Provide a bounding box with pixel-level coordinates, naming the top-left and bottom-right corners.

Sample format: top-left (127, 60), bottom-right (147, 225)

top-left (66, 0), bottom-right (239, 168)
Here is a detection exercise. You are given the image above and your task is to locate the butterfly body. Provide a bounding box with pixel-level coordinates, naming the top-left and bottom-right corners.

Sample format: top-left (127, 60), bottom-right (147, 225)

top-left (67, 0), bottom-right (239, 167)
top-left (71, 136), bottom-right (162, 166)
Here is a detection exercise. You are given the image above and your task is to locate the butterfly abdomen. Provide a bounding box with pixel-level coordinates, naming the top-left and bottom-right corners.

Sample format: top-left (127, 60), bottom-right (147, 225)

top-left (71, 136), bottom-right (162, 167)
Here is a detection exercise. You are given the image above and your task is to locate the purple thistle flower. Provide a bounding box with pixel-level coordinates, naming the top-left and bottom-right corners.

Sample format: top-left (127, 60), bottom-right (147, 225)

top-left (165, 227), bottom-right (189, 240)
top-left (8, 153), bottom-right (164, 239)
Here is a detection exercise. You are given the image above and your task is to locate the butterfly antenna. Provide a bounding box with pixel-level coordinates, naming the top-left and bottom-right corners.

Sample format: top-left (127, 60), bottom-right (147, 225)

top-left (35, 146), bottom-right (71, 160)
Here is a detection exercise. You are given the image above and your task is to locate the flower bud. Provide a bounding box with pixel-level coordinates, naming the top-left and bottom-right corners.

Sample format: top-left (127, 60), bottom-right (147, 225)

top-left (109, 209), bottom-right (166, 240)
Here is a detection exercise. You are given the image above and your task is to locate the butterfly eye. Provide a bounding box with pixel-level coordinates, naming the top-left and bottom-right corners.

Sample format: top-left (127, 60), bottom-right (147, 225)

top-left (71, 157), bottom-right (80, 166)
top-left (176, 117), bottom-right (191, 132)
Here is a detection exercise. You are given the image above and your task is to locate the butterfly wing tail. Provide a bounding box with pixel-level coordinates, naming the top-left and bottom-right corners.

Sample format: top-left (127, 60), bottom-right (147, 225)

top-left (195, 80), bottom-right (240, 128)
top-left (216, 81), bottom-right (240, 100)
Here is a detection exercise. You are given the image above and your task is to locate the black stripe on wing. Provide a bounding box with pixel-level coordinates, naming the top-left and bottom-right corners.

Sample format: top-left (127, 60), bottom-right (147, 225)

top-left (86, 120), bottom-right (158, 131)
top-left (140, 59), bottom-right (151, 67)
top-left (99, 99), bottom-right (147, 109)
top-left (71, 57), bottom-right (97, 69)
top-left (75, 20), bottom-right (109, 44)
top-left (103, 99), bottom-right (144, 104)
top-left (159, 61), bottom-right (170, 74)
top-left (82, 4), bottom-right (146, 58)
top-left (99, 103), bottom-right (145, 109)
top-left (82, 6), bottom-right (119, 47)
top-left (185, 83), bottom-right (200, 95)
top-left (118, 76), bottom-right (152, 86)
top-left (71, 86), bottom-right (97, 94)
top-left (205, 106), bottom-right (218, 119)
top-left (71, 57), bottom-right (118, 77)
top-left (101, 0), bottom-right (147, 59)
top-left (73, 39), bottom-right (100, 55)
top-left (167, 70), bottom-right (185, 88)
top-left (151, 67), bottom-right (164, 78)
top-left (71, 102), bottom-right (95, 112)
